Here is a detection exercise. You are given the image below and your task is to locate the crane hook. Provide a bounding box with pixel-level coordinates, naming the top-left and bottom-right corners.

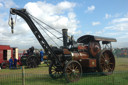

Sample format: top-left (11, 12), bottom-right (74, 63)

top-left (11, 17), bottom-right (14, 34)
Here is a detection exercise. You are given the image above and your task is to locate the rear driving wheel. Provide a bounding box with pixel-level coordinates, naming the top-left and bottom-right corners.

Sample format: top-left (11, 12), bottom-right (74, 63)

top-left (64, 60), bottom-right (82, 82)
top-left (97, 50), bottom-right (115, 75)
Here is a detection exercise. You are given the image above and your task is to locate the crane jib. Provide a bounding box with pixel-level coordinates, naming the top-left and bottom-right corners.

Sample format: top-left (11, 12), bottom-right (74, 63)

top-left (10, 8), bottom-right (63, 67)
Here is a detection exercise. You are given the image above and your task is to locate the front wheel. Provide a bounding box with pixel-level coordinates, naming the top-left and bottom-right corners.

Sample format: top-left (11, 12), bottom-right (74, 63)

top-left (64, 60), bottom-right (82, 82)
top-left (49, 61), bottom-right (63, 79)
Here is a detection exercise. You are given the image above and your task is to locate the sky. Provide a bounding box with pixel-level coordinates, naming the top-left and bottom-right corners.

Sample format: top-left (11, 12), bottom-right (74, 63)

top-left (0, 0), bottom-right (128, 49)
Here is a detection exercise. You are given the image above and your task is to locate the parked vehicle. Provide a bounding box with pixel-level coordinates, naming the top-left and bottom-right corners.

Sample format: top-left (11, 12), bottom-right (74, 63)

top-left (0, 45), bottom-right (18, 68)
top-left (20, 48), bottom-right (41, 68)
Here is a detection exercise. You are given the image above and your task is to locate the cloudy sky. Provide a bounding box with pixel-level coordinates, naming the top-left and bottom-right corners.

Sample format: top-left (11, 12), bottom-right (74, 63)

top-left (0, 0), bottom-right (128, 49)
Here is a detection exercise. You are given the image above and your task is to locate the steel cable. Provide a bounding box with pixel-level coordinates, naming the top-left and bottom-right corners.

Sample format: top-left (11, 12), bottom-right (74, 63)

top-left (27, 13), bottom-right (62, 35)
top-left (30, 16), bottom-right (60, 47)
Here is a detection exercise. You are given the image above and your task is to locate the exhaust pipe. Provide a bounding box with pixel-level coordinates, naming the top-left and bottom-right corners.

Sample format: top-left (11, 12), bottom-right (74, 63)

top-left (62, 29), bottom-right (68, 48)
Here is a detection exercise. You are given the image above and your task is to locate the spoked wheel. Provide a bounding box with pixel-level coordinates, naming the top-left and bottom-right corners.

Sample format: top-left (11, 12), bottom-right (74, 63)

top-left (49, 61), bottom-right (63, 79)
top-left (26, 56), bottom-right (37, 68)
top-left (97, 50), bottom-right (115, 75)
top-left (1, 62), bottom-right (8, 69)
top-left (64, 60), bottom-right (82, 82)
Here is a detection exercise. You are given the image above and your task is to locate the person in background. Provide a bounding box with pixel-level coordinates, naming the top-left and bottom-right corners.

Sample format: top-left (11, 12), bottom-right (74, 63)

top-left (14, 57), bottom-right (17, 69)
top-left (9, 57), bottom-right (13, 69)
top-left (40, 49), bottom-right (44, 63)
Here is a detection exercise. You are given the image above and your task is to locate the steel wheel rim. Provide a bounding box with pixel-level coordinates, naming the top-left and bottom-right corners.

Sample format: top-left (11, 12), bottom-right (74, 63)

top-left (65, 61), bottom-right (82, 82)
top-left (100, 51), bottom-right (115, 74)
top-left (51, 65), bottom-right (63, 78)
top-left (49, 62), bottom-right (63, 79)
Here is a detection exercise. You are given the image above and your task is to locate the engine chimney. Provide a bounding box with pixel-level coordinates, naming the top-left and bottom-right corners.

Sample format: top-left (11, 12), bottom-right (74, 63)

top-left (62, 29), bottom-right (68, 48)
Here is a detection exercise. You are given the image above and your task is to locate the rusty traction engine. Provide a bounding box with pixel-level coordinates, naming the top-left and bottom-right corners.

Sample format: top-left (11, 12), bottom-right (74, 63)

top-left (9, 8), bottom-right (117, 82)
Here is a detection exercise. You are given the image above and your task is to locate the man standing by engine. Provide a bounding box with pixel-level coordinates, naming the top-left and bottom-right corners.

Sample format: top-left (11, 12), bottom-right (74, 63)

top-left (40, 49), bottom-right (44, 63)
top-left (9, 57), bottom-right (13, 69)
top-left (14, 57), bottom-right (17, 69)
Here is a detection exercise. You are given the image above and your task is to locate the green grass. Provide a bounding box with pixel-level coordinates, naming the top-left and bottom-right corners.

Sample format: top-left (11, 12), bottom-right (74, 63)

top-left (0, 58), bottom-right (128, 85)
top-left (0, 64), bottom-right (49, 75)
top-left (1, 72), bottom-right (128, 85)
top-left (115, 58), bottom-right (128, 71)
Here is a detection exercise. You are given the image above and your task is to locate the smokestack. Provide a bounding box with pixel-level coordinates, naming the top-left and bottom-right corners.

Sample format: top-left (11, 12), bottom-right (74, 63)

top-left (62, 29), bottom-right (68, 48)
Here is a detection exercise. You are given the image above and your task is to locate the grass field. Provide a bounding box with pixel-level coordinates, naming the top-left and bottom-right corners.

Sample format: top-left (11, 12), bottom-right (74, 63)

top-left (0, 58), bottom-right (128, 85)
top-left (115, 58), bottom-right (128, 71)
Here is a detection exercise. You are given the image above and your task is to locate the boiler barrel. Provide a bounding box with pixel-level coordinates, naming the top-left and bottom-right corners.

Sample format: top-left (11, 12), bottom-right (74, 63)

top-left (71, 52), bottom-right (89, 60)
top-left (71, 52), bottom-right (96, 68)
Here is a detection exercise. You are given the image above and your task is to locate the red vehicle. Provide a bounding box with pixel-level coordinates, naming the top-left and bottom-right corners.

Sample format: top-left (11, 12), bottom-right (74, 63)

top-left (0, 45), bottom-right (19, 68)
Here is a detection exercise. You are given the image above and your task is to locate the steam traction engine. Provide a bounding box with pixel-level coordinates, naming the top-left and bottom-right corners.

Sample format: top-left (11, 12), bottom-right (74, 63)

top-left (9, 8), bottom-right (117, 82)
top-left (20, 47), bottom-right (41, 68)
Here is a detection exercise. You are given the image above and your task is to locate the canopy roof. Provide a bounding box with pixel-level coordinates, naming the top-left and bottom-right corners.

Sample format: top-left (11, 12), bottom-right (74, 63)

top-left (77, 35), bottom-right (117, 44)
